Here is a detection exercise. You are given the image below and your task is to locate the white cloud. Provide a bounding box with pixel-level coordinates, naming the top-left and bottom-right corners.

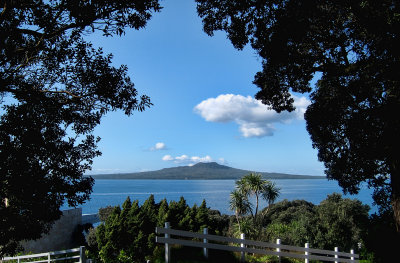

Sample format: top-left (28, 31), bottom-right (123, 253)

top-left (194, 94), bottom-right (310, 138)
top-left (162, 155), bottom-right (174, 161)
top-left (155, 142), bottom-right (166, 150)
top-left (162, 154), bottom-right (220, 166)
top-left (190, 155), bottom-right (212, 163)
top-left (150, 142), bottom-right (167, 151)
top-left (239, 122), bottom-right (275, 137)
top-left (175, 154), bottom-right (189, 161)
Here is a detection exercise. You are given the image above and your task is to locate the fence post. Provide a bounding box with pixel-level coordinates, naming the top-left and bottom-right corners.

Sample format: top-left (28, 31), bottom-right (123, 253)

top-left (240, 233), bottom-right (245, 263)
top-left (80, 246), bottom-right (86, 263)
top-left (48, 252), bottom-right (51, 263)
top-left (304, 243), bottom-right (309, 263)
top-left (203, 227), bottom-right (208, 259)
top-left (334, 247), bottom-right (338, 263)
top-left (165, 222), bottom-right (170, 263)
top-left (350, 249), bottom-right (355, 262)
top-left (276, 239), bottom-right (281, 263)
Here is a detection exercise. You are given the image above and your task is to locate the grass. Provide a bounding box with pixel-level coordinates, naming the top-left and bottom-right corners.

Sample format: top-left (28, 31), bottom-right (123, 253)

top-left (151, 245), bottom-right (326, 263)
top-left (153, 246), bottom-right (241, 263)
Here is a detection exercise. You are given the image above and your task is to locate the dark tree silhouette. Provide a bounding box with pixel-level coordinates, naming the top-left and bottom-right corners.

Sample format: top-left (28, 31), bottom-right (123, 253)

top-left (196, 0), bottom-right (400, 231)
top-left (0, 0), bottom-right (161, 255)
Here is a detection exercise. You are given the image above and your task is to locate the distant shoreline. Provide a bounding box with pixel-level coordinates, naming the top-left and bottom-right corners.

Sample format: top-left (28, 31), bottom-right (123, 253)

top-left (87, 162), bottom-right (326, 180)
top-left (89, 177), bottom-right (327, 180)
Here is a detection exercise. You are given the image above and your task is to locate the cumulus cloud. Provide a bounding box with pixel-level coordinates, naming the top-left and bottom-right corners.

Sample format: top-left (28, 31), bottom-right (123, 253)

top-left (194, 94), bottom-right (310, 138)
top-left (162, 154), bottom-right (216, 166)
top-left (190, 155), bottom-right (213, 163)
top-left (162, 155), bottom-right (174, 161)
top-left (150, 142), bottom-right (167, 151)
top-left (175, 154), bottom-right (189, 161)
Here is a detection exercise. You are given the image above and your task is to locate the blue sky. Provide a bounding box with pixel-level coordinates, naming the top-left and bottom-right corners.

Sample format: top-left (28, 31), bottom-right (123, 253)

top-left (87, 0), bottom-right (325, 176)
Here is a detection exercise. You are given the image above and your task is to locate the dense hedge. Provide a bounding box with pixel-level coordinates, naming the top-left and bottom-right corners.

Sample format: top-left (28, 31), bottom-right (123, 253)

top-left (86, 195), bottom-right (229, 262)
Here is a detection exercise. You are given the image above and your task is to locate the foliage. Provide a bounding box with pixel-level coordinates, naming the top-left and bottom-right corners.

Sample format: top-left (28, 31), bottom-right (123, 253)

top-left (312, 193), bottom-right (370, 251)
top-left (236, 173), bottom-right (265, 219)
top-left (230, 173), bottom-right (280, 237)
top-left (234, 173), bottom-right (280, 219)
top-left (0, 0), bottom-right (161, 256)
top-left (92, 195), bottom-right (220, 263)
top-left (86, 227), bottom-right (98, 259)
top-left (262, 199), bottom-right (315, 225)
top-left (196, 0), bottom-right (400, 231)
top-left (262, 180), bottom-right (280, 212)
top-left (246, 254), bottom-right (303, 263)
top-left (230, 216), bottom-right (258, 239)
top-left (88, 193), bottom-right (373, 262)
top-left (98, 205), bottom-right (116, 222)
top-left (264, 221), bottom-right (309, 247)
top-left (262, 199), bottom-right (315, 247)
top-left (261, 199), bottom-right (314, 246)
top-left (153, 246), bottom-right (241, 263)
top-left (362, 210), bottom-right (400, 263)
top-left (207, 209), bottom-right (231, 236)
top-left (261, 194), bottom-right (369, 252)
top-left (229, 189), bottom-right (252, 232)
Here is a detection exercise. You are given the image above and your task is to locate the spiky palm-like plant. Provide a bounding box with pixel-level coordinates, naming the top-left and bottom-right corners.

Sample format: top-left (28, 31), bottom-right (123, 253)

top-left (262, 181), bottom-right (281, 213)
top-left (229, 189), bottom-right (252, 232)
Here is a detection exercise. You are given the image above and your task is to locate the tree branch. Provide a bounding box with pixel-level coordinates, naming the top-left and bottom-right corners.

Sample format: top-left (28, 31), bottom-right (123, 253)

top-left (40, 89), bottom-right (82, 98)
top-left (0, 1), bottom-right (6, 17)
top-left (15, 28), bottom-right (44, 37)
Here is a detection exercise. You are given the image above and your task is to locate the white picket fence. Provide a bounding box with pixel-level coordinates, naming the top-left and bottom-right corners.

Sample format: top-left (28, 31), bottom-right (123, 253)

top-left (156, 222), bottom-right (359, 263)
top-left (1, 246), bottom-right (86, 263)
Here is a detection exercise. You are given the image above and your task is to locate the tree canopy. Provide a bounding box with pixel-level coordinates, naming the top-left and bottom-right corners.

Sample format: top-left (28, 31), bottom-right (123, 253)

top-left (262, 194), bottom-right (370, 252)
top-left (0, 0), bottom-right (161, 256)
top-left (196, 0), bottom-right (400, 231)
top-left (90, 195), bottom-right (219, 263)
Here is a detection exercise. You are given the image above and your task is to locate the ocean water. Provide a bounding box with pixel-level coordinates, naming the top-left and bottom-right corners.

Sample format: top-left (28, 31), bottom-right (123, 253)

top-left (65, 179), bottom-right (377, 215)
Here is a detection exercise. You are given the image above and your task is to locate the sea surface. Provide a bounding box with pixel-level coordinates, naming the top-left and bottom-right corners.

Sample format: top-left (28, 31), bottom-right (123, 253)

top-left (64, 179), bottom-right (377, 215)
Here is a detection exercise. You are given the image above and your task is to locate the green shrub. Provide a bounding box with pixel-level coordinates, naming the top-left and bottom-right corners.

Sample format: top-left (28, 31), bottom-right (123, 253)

top-left (93, 195), bottom-right (219, 263)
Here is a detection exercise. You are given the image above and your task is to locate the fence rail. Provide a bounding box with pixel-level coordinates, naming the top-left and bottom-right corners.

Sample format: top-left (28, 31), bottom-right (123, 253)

top-left (156, 222), bottom-right (359, 263)
top-left (1, 247), bottom-right (86, 263)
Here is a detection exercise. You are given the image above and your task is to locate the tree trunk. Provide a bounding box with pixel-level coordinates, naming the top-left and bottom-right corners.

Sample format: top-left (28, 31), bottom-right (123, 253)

top-left (391, 169), bottom-right (400, 232)
top-left (254, 194), bottom-right (259, 222)
top-left (235, 211), bottom-right (241, 233)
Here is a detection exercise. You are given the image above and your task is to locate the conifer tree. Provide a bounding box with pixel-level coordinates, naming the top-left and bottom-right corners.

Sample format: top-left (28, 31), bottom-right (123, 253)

top-left (196, 199), bottom-right (209, 230)
top-left (157, 198), bottom-right (169, 227)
